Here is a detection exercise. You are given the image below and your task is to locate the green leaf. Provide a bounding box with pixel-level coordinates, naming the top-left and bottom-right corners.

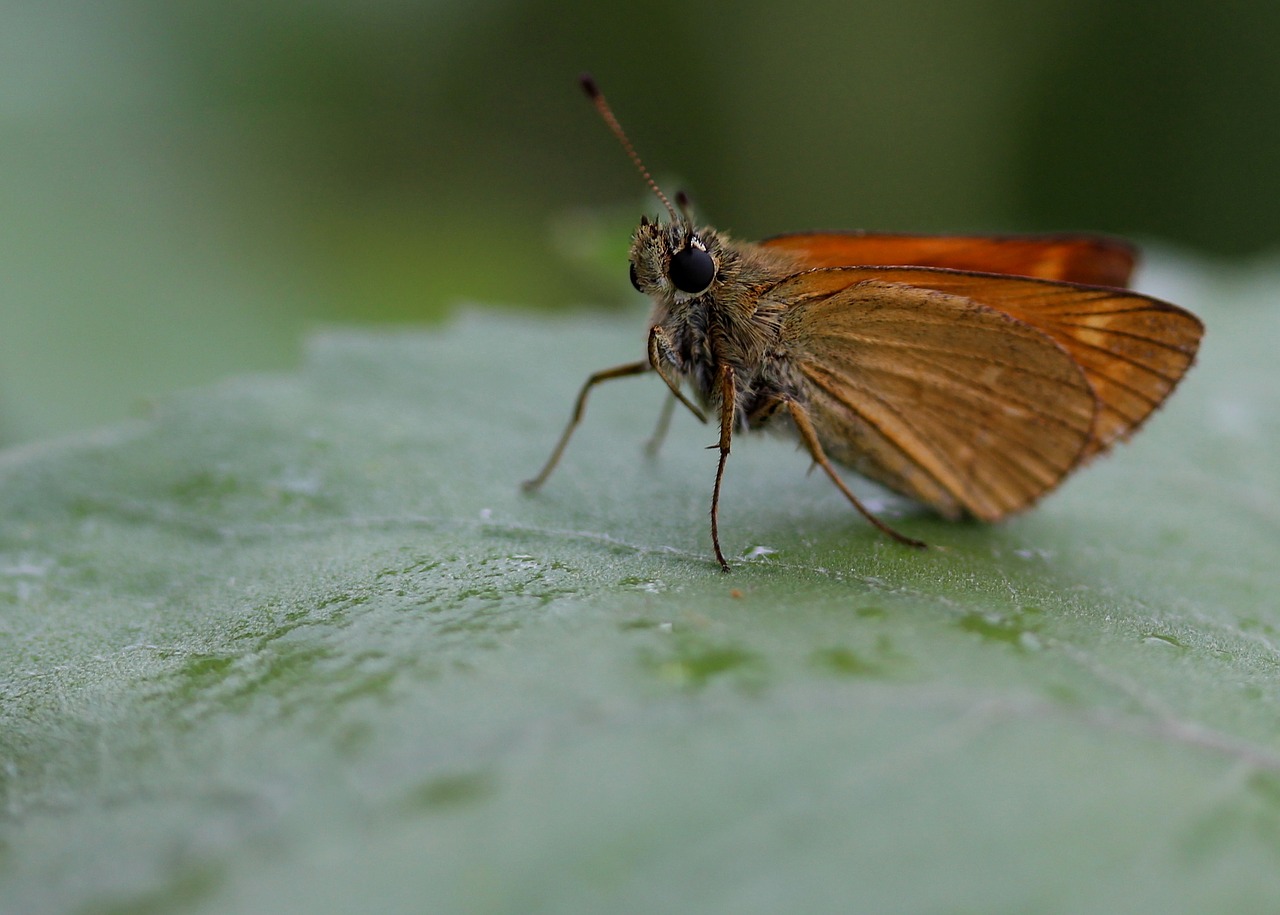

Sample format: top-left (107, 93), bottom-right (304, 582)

top-left (3, 258), bottom-right (1279, 914)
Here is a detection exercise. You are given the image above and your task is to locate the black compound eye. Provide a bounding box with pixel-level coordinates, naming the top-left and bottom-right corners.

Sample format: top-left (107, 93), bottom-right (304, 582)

top-left (668, 243), bottom-right (716, 293)
top-left (629, 261), bottom-right (642, 292)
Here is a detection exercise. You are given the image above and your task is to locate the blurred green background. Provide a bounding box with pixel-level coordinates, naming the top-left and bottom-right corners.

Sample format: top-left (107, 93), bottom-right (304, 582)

top-left (2, 0), bottom-right (1277, 446)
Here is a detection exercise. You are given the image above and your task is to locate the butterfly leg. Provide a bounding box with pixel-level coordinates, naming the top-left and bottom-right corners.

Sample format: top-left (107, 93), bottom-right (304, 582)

top-left (522, 359), bottom-right (651, 492)
top-left (785, 401), bottom-right (928, 550)
top-left (647, 326), bottom-right (707, 423)
top-left (710, 364), bottom-right (736, 572)
top-left (644, 393), bottom-right (678, 457)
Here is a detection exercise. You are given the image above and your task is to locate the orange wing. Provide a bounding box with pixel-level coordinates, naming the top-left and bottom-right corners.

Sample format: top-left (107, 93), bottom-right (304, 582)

top-left (776, 276), bottom-right (1097, 520)
top-left (771, 267), bottom-right (1203, 519)
top-left (761, 232), bottom-right (1136, 288)
top-left (796, 267), bottom-right (1203, 458)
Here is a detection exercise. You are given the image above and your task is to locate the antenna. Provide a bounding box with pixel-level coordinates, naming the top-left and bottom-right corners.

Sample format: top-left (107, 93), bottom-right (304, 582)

top-left (675, 189), bottom-right (694, 222)
top-left (579, 73), bottom-right (680, 224)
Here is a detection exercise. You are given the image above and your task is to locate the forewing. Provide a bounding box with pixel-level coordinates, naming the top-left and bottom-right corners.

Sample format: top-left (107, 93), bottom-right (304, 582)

top-left (794, 267), bottom-right (1203, 457)
top-left (761, 232), bottom-right (1136, 287)
top-left (775, 274), bottom-right (1098, 521)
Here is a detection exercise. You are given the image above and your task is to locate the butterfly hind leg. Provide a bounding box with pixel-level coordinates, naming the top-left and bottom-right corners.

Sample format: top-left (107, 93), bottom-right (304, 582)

top-left (784, 401), bottom-right (928, 550)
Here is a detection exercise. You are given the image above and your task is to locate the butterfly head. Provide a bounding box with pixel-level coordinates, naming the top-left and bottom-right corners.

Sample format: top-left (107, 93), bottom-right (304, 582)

top-left (629, 215), bottom-right (722, 302)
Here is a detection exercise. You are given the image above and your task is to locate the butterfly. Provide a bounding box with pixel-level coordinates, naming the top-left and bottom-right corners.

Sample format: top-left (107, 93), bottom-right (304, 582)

top-left (524, 74), bottom-right (1204, 571)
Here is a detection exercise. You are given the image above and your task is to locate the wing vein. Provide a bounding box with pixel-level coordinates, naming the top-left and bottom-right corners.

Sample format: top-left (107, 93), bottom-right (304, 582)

top-left (1053, 320), bottom-right (1201, 354)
